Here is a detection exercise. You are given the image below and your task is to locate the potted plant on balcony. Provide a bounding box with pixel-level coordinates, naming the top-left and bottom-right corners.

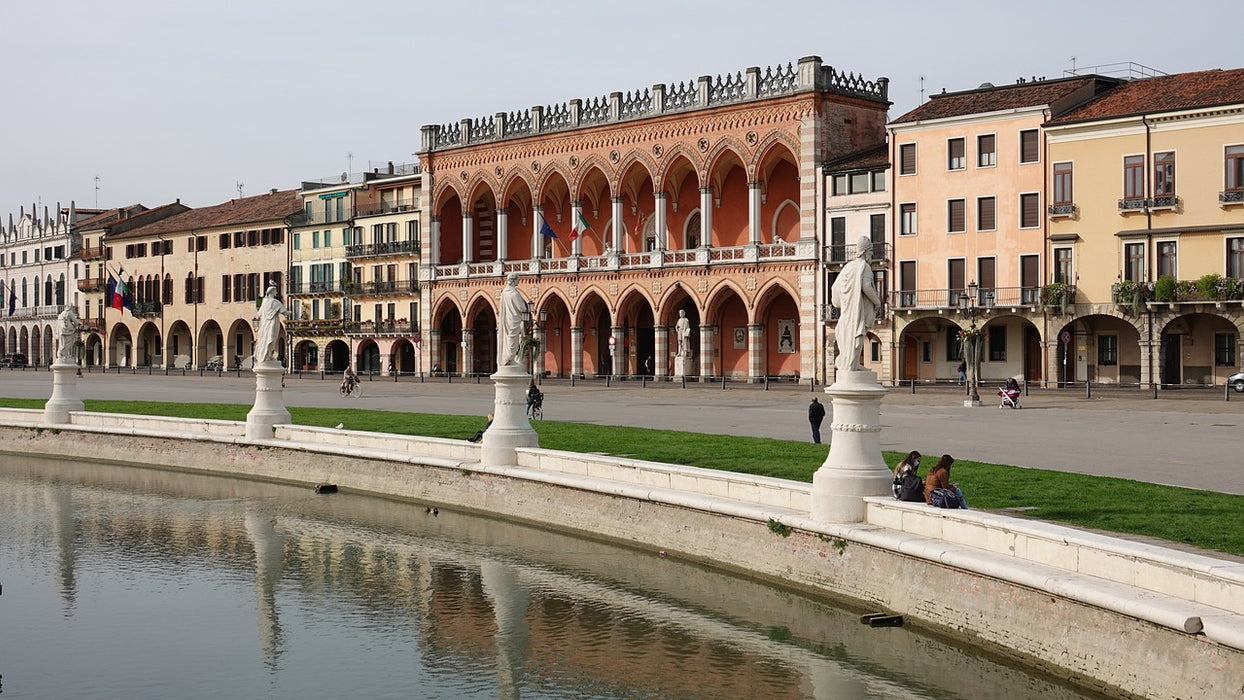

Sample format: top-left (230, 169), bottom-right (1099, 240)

top-left (1041, 282), bottom-right (1069, 315)
top-left (1111, 280), bottom-right (1146, 316)
top-left (1153, 275), bottom-right (1176, 303)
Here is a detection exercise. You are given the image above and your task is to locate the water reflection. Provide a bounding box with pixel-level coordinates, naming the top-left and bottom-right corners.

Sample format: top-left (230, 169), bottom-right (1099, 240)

top-left (0, 455), bottom-right (1105, 699)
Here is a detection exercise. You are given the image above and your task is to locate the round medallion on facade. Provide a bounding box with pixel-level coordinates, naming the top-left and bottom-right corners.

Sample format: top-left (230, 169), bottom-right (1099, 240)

top-left (495, 166), bottom-right (503, 177)
top-left (746, 130), bottom-right (758, 145)
top-left (460, 171), bottom-right (468, 182)
top-left (609, 150), bottom-right (620, 163)
top-left (698, 137), bottom-right (709, 152)
top-left (569, 155), bottom-right (579, 168)
top-left (652, 144), bottom-right (663, 157)
top-left (531, 160), bottom-right (540, 173)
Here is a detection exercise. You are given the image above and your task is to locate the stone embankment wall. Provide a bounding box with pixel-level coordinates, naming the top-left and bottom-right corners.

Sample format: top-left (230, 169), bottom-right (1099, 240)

top-left (2, 408), bottom-right (1242, 699)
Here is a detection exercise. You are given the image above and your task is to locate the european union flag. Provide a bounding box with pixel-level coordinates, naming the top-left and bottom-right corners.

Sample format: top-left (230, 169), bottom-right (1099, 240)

top-left (539, 216), bottom-right (557, 239)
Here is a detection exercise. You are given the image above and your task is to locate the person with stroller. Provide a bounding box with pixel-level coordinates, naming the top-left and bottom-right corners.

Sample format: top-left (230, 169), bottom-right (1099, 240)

top-left (998, 376), bottom-right (1021, 409)
top-left (924, 454), bottom-right (967, 508)
top-left (892, 450), bottom-right (925, 502)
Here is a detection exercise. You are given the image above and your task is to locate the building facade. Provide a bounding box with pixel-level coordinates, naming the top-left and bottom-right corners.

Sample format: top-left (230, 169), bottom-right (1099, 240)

top-left (418, 56), bottom-right (890, 383)
top-left (0, 204), bottom-right (83, 365)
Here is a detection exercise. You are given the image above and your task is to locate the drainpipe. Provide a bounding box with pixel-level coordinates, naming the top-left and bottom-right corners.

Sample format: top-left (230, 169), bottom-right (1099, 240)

top-left (1143, 115), bottom-right (1155, 388)
top-left (887, 127), bottom-right (898, 385)
top-left (818, 162), bottom-right (826, 386)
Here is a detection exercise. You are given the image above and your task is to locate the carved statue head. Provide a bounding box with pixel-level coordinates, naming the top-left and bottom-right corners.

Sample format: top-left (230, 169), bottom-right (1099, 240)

top-left (506, 272), bottom-right (519, 287)
top-left (854, 235), bottom-right (873, 261)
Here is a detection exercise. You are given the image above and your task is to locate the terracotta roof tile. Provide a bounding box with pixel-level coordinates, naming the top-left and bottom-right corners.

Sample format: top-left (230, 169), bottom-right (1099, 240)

top-left (74, 204), bottom-right (149, 230)
top-left (110, 190), bottom-right (302, 240)
top-left (891, 77), bottom-right (1116, 124)
top-left (824, 143), bottom-right (889, 172)
top-left (1048, 68), bottom-right (1244, 124)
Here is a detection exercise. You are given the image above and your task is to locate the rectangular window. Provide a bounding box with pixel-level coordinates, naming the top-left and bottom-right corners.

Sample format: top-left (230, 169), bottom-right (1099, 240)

top-left (234, 231), bottom-right (245, 248)
top-left (989, 325), bottom-right (1007, 361)
top-left (1157, 241), bottom-right (1177, 279)
top-left (871, 340), bottom-right (881, 363)
top-left (870, 213), bottom-right (885, 251)
top-left (977, 134), bottom-right (996, 167)
top-left (222, 275), bottom-right (231, 302)
top-left (830, 217), bottom-right (846, 262)
top-left (922, 341), bottom-right (931, 363)
top-left (899, 143), bottom-right (916, 175)
top-left (850, 172), bottom-right (870, 193)
top-left (312, 231), bottom-right (320, 249)
top-left (1054, 248), bottom-right (1073, 284)
top-left (1227, 145), bottom-right (1244, 193)
top-left (947, 138), bottom-right (965, 170)
top-left (1154, 151), bottom-right (1175, 196)
top-left (1228, 238), bottom-right (1244, 279)
top-left (900, 203), bottom-right (917, 235)
top-left (1019, 129), bottom-right (1039, 163)
top-left (1124, 155), bottom-right (1145, 198)
top-left (1124, 242), bottom-right (1145, 282)
top-left (1098, 335), bottom-right (1118, 366)
top-left (1021, 254), bottom-right (1040, 304)
top-left (977, 196), bottom-right (996, 231)
top-left (293, 233), bottom-right (301, 250)
top-left (947, 199), bottom-right (966, 233)
top-left (1215, 333), bottom-right (1237, 367)
top-left (219, 233), bottom-right (230, 250)
top-left (872, 170), bottom-right (886, 192)
top-left (1019, 192), bottom-right (1040, 228)
top-left (1053, 162), bottom-right (1073, 204)
top-left (899, 260), bottom-right (916, 307)
top-left (324, 230), bottom-right (332, 248)
top-left (948, 258), bottom-right (965, 307)
top-left (977, 257), bottom-right (996, 306)
top-left (831, 174), bottom-right (848, 195)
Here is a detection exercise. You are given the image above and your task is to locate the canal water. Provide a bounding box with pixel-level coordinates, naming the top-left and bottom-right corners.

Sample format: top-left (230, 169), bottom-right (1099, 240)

top-left (0, 455), bottom-right (1108, 699)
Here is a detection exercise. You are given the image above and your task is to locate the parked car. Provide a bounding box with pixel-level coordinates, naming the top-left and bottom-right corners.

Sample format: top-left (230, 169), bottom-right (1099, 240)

top-left (0, 353), bottom-right (28, 368)
top-left (1230, 370), bottom-right (1244, 393)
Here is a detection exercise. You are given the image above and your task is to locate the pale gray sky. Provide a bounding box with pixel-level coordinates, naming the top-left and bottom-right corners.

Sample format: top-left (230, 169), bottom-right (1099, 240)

top-left (2, 0), bottom-right (1239, 220)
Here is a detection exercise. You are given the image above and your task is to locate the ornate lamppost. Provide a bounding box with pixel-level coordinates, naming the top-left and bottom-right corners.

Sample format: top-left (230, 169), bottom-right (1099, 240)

top-left (960, 281), bottom-right (984, 407)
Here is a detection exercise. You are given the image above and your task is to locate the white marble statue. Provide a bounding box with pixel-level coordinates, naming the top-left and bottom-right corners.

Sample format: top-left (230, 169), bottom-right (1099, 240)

top-left (830, 235), bottom-right (881, 373)
top-left (675, 309), bottom-right (691, 357)
top-left (497, 272), bottom-right (529, 368)
top-left (253, 283), bottom-right (287, 365)
top-left (55, 305), bottom-right (80, 364)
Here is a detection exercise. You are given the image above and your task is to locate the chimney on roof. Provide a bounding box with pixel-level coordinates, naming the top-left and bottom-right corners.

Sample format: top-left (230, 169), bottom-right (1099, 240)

top-left (270, 188), bottom-right (278, 194)
top-left (388, 161), bottom-right (394, 174)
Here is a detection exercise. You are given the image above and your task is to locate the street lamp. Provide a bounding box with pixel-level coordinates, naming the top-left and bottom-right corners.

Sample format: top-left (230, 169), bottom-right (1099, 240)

top-left (960, 280), bottom-right (983, 406)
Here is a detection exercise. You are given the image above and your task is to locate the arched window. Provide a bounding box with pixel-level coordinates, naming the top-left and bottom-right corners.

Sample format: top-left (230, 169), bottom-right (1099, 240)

top-left (684, 210), bottom-right (702, 249)
top-left (44, 277), bottom-right (53, 306)
top-left (56, 273), bottom-right (65, 305)
top-left (33, 275), bottom-right (40, 307)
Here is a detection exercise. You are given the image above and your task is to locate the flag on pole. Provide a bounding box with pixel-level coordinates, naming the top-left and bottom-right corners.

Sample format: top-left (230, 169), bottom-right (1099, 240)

top-left (6, 280), bottom-right (14, 316)
top-left (539, 216), bottom-right (557, 239)
top-left (110, 267), bottom-right (132, 313)
top-left (570, 210), bottom-right (590, 241)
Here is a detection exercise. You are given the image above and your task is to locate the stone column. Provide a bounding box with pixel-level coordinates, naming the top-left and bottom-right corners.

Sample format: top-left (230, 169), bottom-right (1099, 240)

top-left (748, 182), bottom-right (762, 245)
top-left (611, 196), bottom-right (624, 252)
top-left (699, 324), bottom-right (715, 379)
top-left (570, 326), bottom-right (583, 378)
top-left (533, 326), bottom-right (546, 378)
top-left (611, 325), bottom-right (625, 376)
top-left (654, 325), bottom-right (669, 378)
top-left (811, 370), bottom-right (891, 523)
top-left (653, 192), bottom-right (668, 250)
top-left (531, 205), bottom-right (543, 260)
top-left (430, 216), bottom-right (441, 266)
top-left (44, 359), bottom-right (84, 424)
top-left (246, 360), bottom-right (292, 440)
top-left (429, 329), bottom-right (442, 374)
top-left (462, 211), bottom-right (474, 263)
top-left (461, 328), bottom-right (474, 378)
top-left (748, 322), bottom-right (764, 381)
top-left (496, 208), bottom-right (509, 263)
top-left (699, 186), bottom-right (713, 247)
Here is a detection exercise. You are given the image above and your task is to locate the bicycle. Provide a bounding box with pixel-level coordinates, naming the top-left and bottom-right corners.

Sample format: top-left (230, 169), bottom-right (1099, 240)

top-left (527, 401), bottom-right (543, 420)
top-left (340, 377), bottom-right (362, 398)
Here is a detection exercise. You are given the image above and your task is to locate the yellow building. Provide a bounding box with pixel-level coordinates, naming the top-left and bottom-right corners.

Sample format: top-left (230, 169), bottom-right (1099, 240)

top-left (1045, 68), bottom-right (1244, 386)
top-left (88, 190), bottom-right (299, 369)
top-left (887, 76), bottom-right (1120, 385)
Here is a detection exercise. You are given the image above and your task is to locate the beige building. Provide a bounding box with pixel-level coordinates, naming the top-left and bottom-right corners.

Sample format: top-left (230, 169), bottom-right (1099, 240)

top-left (887, 76), bottom-right (1119, 385)
top-left (1044, 68), bottom-right (1244, 386)
top-left (85, 190), bottom-right (299, 369)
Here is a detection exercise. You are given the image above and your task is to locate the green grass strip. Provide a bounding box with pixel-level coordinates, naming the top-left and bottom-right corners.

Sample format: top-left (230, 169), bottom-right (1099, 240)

top-left (4, 397), bottom-right (1241, 557)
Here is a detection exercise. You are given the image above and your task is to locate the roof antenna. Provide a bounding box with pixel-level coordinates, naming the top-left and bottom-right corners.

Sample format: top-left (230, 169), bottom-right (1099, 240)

top-left (919, 75), bottom-right (925, 103)
top-left (1070, 56), bottom-right (1077, 73)
top-left (236, 181), bottom-right (245, 199)
top-left (94, 175), bottom-right (100, 208)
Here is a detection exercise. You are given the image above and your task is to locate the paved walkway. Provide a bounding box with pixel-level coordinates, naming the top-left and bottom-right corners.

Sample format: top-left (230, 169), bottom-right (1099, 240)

top-left (2, 368), bottom-right (1241, 494)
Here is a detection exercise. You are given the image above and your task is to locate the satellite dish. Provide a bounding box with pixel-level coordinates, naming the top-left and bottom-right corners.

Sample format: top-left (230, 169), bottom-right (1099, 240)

top-left (340, 172), bottom-right (348, 182)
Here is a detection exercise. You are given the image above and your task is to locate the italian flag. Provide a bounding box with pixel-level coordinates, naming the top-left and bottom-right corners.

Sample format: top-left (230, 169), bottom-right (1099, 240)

top-left (571, 210), bottom-right (590, 241)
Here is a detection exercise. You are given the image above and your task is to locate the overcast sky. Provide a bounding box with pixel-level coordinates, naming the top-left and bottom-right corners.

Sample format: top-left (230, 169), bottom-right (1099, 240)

top-left (2, 0), bottom-right (1239, 221)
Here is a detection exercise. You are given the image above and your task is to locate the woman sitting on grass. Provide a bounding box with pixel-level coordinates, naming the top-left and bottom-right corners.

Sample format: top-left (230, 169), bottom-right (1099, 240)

top-left (924, 454), bottom-right (967, 508)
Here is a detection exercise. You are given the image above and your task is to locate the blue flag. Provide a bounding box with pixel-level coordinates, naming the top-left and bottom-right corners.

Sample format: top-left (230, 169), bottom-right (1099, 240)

top-left (539, 216), bottom-right (557, 239)
top-left (6, 280), bottom-right (14, 316)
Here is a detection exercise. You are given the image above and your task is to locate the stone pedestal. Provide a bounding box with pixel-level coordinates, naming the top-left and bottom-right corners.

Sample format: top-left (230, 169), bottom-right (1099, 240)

top-left (246, 362), bottom-right (291, 440)
top-left (673, 355), bottom-right (694, 377)
top-left (44, 361), bottom-right (84, 424)
top-left (481, 365), bottom-right (539, 466)
top-left (810, 369), bottom-right (892, 523)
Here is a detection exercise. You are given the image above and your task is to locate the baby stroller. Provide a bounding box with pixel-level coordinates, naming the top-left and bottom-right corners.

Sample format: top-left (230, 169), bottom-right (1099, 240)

top-left (998, 377), bottom-right (1022, 409)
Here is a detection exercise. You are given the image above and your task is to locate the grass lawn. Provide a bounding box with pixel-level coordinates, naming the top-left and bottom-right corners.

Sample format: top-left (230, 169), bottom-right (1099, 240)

top-left (4, 397), bottom-right (1241, 558)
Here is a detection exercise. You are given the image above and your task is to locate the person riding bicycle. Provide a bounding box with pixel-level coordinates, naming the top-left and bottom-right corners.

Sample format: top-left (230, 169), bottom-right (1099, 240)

top-left (526, 382), bottom-right (543, 417)
top-left (341, 366), bottom-right (358, 394)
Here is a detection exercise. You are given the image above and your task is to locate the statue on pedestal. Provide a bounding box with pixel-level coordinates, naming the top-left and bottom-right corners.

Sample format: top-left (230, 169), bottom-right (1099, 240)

top-left (830, 235), bottom-right (881, 374)
top-left (497, 272), bottom-right (529, 368)
top-left (254, 283), bottom-right (287, 365)
top-left (55, 306), bottom-right (80, 364)
top-left (675, 309), bottom-right (691, 357)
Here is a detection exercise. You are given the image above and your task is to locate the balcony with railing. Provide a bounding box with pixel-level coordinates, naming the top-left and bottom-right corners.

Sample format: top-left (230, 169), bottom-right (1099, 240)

top-left (1047, 203), bottom-right (1077, 218)
top-left (7, 305), bottom-right (62, 320)
top-left (1219, 190), bottom-right (1244, 206)
top-left (285, 318), bottom-right (347, 337)
top-left (890, 285), bottom-right (1046, 312)
top-left (344, 319), bottom-right (420, 338)
top-left (77, 277), bottom-right (107, 292)
top-left (342, 279), bottom-right (420, 297)
top-left (132, 300), bottom-right (162, 317)
top-left (823, 242), bottom-right (891, 266)
top-left (354, 199), bottom-right (418, 218)
top-left (1117, 197), bottom-right (1147, 213)
top-left (431, 241), bottom-right (813, 281)
top-left (287, 281), bottom-right (347, 295)
top-left (344, 240), bottom-right (419, 259)
top-left (79, 246), bottom-right (106, 261)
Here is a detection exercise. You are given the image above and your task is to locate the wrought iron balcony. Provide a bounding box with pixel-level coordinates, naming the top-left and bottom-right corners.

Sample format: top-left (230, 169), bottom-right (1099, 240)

top-left (287, 281), bottom-right (346, 295)
top-left (1149, 195), bottom-right (1179, 210)
top-left (344, 240), bottom-right (419, 258)
top-left (79, 246), bottom-right (106, 261)
top-left (354, 200), bottom-right (418, 218)
top-left (890, 286), bottom-right (1044, 312)
top-left (823, 241), bottom-right (891, 266)
top-left (1220, 190), bottom-right (1244, 205)
top-left (1047, 203), bottom-right (1077, 217)
top-left (132, 300), bottom-right (162, 317)
top-left (345, 320), bottom-right (419, 337)
top-left (342, 279), bottom-right (420, 297)
top-left (77, 277), bottom-right (107, 292)
top-left (1117, 197), bottom-right (1147, 212)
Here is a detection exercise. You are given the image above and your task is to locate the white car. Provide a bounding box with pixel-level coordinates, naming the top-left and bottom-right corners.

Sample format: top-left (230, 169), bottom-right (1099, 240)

top-left (1230, 370), bottom-right (1244, 393)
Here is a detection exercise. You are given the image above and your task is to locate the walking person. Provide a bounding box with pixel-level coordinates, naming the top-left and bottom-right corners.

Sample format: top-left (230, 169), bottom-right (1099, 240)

top-left (808, 396), bottom-right (826, 444)
top-left (957, 359), bottom-right (967, 385)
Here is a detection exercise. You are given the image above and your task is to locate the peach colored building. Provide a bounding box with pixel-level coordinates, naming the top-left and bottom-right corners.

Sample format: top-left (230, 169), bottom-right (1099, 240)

top-left (417, 56), bottom-right (890, 383)
top-left (887, 77), bottom-right (1119, 385)
top-left (1044, 68), bottom-right (1244, 387)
